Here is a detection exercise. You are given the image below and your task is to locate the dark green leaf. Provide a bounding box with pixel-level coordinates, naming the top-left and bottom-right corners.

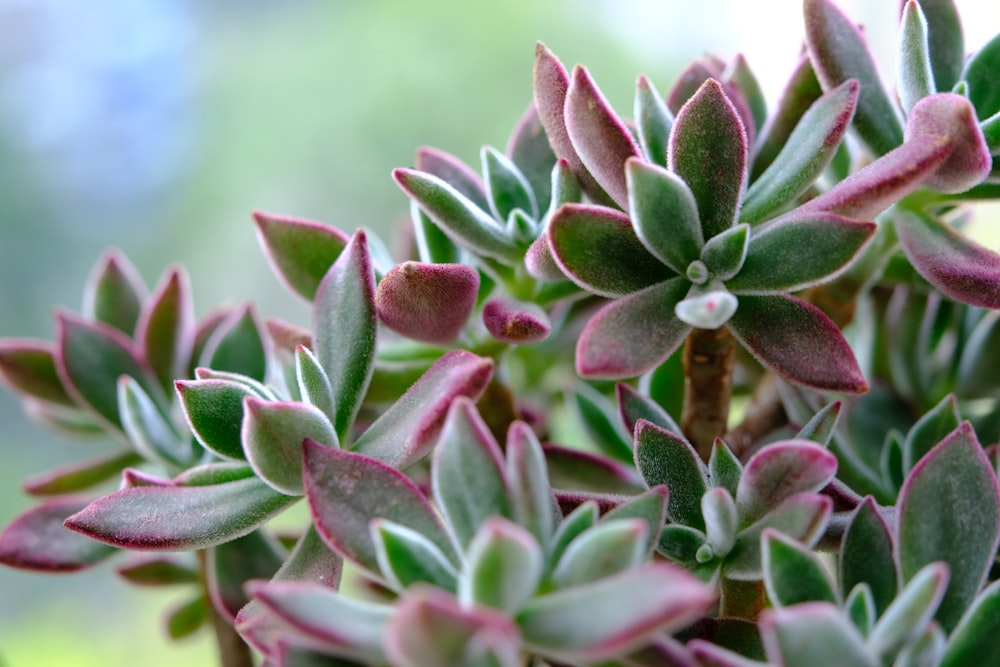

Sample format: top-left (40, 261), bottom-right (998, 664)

top-left (634, 420), bottom-right (706, 530)
top-left (839, 497), bottom-right (897, 614)
top-left (752, 55), bottom-right (823, 180)
top-left (0, 339), bottom-right (75, 406)
top-left (627, 158), bottom-right (703, 275)
top-left (962, 31), bottom-right (1000, 120)
top-left (903, 393), bottom-right (960, 474)
top-left (372, 520), bottom-right (458, 592)
top-left (253, 211), bottom-right (350, 302)
top-left (917, 0), bottom-right (964, 91)
top-left (941, 579), bottom-right (1000, 667)
top-left (634, 76), bottom-right (673, 166)
top-left (482, 146), bottom-right (537, 221)
top-left (82, 249), bottom-right (146, 335)
top-left (208, 529), bottom-right (286, 619)
top-left (709, 440), bottom-right (743, 499)
top-left (566, 382), bottom-right (632, 463)
top-left (176, 378), bottom-right (256, 460)
top-left (166, 595), bottom-right (207, 639)
top-left (762, 529), bottom-right (837, 607)
top-left (136, 267), bottom-right (195, 395)
top-left (701, 224), bottom-right (749, 281)
top-left (617, 382), bottom-right (682, 438)
top-left (116, 556), bottom-right (198, 587)
top-left (22, 447), bottom-right (142, 496)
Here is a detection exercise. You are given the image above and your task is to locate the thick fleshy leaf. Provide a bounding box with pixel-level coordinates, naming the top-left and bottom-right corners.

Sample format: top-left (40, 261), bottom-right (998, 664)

top-left (415, 146), bottom-right (490, 211)
top-left (375, 262), bottom-right (479, 345)
top-left (709, 440), bottom-right (743, 500)
top-left (208, 529), bottom-right (286, 620)
top-left (762, 529), bottom-right (837, 607)
top-left (352, 350), bottom-right (493, 468)
top-left (845, 584), bottom-right (876, 637)
top-left (543, 445), bottom-right (644, 495)
top-left (564, 65), bottom-right (640, 209)
top-left (120, 376), bottom-right (194, 468)
top-left (840, 497), bottom-right (897, 615)
top-left (700, 224), bottom-right (749, 282)
top-left (896, 210), bottom-right (1000, 308)
top-left (658, 523), bottom-right (706, 568)
top-left (482, 297), bottom-right (550, 344)
top-left (174, 462), bottom-right (257, 486)
top-left (303, 441), bottom-right (456, 574)
top-left (897, 1), bottom-right (935, 114)
top-left (548, 203), bottom-right (674, 298)
top-left (576, 278), bottom-right (691, 379)
top-left (65, 476), bottom-right (294, 550)
top-left (294, 346), bottom-right (335, 424)
top-left (506, 422), bottom-right (558, 548)
top-left (729, 214), bottom-right (874, 294)
top-left (736, 440), bottom-right (837, 524)
top-left (804, 0), bottom-right (903, 156)
top-left (617, 382), bottom-right (682, 437)
top-left (740, 81), bottom-right (858, 223)
top-left (116, 555), bottom-right (198, 586)
top-left (868, 562), bottom-right (948, 662)
top-left (393, 168), bottom-right (521, 264)
top-left (896, 422), bottom-right (1000, 631)
top-left (752, 55), bottom-right (823, 180)
top-left (701, 488), bottom-right (738, 559)
top-left (253, 211), bottom-right (350, 302)
top-left (82, 248), bottom-right (146, 335)
top-left (916, 0), bottom-right (964, 92)
top-left (552, 519), bottom-right (647, 589)
top-left (135, 267), bottom-right (195, 395)
top-left (200, 304), bottom-right (268, 383)
top-left (0, 339), bottom-right (75, 406)
top-left (941, 579), bottom-right (1000, 667)
top-left (0, 497), bottom-right (117, 571)
top-left (602, 486), bottom-right (670, 557)
top-left (627, 158), bottom-right (703, 275)
top-left (728, 54), bottom-right (767, 137)
top-left (903, 393), bottom-right (960, 474)
top-left (727, 293), bottom-right (868, 393)
top-left (461, 517), bottom-right (542, 614)
top-left (761, 603), bottom-right (877, 667)
top-left (634, 76), bottom-right (673, 167)
top-left (963, 31), bottom-right (1000, 120)
top-left (176, 378), bottom-right (256, 460)
top-left (794, 400), bottom-right (841, 446)
top-left (506, 103), bottom-right (557, 207)
top-left (432, 398), bottom-right (510, 549)
top-left (566, 382), bottom-right (632, 463)
top-left (243, 398), bottom-right (338, 496)
top-left (372, 520), bottom-right (458, 592)
top-left (904, 93), bottom-right (992, 193)
top-left (22, 447), bottom-right (141, 496)
top-left (669, 79), bottom-right (747, 241)
top-left (313, 230), bottom-right (377, 441)
top-left (518, 563), bottom-right (715, 664)
top-left (634, 420), bottom-right (706, 529)
top-left (482, 145), bottom-right (538, 221)
top-left (411, 203), bottom-right (462, 266)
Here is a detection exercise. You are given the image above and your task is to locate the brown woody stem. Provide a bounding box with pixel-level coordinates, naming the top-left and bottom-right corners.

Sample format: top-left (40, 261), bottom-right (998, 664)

top-left (197, 550), bottom-right (255, 667)
top-left (681, 327), bottom-right (735, 461)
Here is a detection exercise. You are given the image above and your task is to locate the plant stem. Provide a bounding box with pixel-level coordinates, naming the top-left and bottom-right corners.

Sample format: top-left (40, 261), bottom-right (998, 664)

top-left (681, 327), bottom-right (735, 461)
top-left (197, 550), bottom-right (255, 667)
top-left (719, 577), bottom-right (765, 620)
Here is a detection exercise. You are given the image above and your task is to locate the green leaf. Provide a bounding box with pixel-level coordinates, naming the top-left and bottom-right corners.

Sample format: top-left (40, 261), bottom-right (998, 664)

top-left (166, 595), bottom-right (207, 640)
top-left (898, 1), bottom-right (936, 114)
top-left (917, 0), bottom-right (964, 92)
top-left (761, 603), bottom-right (877, 667)
top-left (506, 103), bottom-right (557, 208)
top-left (482, 146), bottom-right (538, 221)
top-left (804, 0), bottom-right (904, 155)
top-left (411, 202), bottom-right (462, 265)
top-left (740, 80), bottom-right (858, 223)
top-left (176, 378), bottom-right (256, 460)
top-left (253, 211), bottom-right (350, 302)
top-left (415, 146), bottom-right (490, 211)
top-left (64, 476), bottom-right (295, 550)
top-left (602, 486), bottom-right (670, 557)
top-left (736, 440), bottom-right (837, 525)
top-left (634, 76), bottom-right (673, 167)
top-left (552, 519), bottom-right (647, 589)
top-left (626, 158), bottom-right (703, 275)
top-left (634, 420), bottom-right (707, 530)
top-left (941, 579), bottom-right (1000, 667)
top-left (728, 54), bottom-right (767, 136)
top-left (708, 440), bottom-right (743, 499)
top-left (701, 488), bottom-right (738, 559)
top-left (22, 447), bottom-right (142, 496)
top-left (115, 556), bottom-right (198, 587)
top-left (548, 501), bottom-right (598, 569)
top-left (669, 79), bottom-right (747, 241)
top-left (725, 494), bottom-right (831, 580)
top-left (135, 267), bottom-right (195, 395)
top-left (752, 55), bottom-right (823, 180)
top-left (903, 393), bottom-right (960, 474)
top-left (566, 382), bottom-right (632, 463)
top-left (617, 382), bottom-right (682, 439)
top-left (119, 376), bottom-right (193, 469)
top-left (897, 422), bottom-right (1000, 631)
top-left (868, 562), bottom-right (948, 663)
top-left (795, 401), bottom-right (841, 446)
top-left (0, 339), bottom-right (75, 406)
top-left (845, 584), bottom-right (876, 637)
top-left (657, 523), bottom-right (706, 567)
top-left (200, 304), bottom-right (268, 383)
top-left (962, 31), bottom-right (1000, 120)
top-left (207, 529), bottom-right (286, 619)
top-left (294, 345), bottom-right (336, 424)
top-left (839, 497), bottom-right (897, 615)
top-left (701, 224), bottom-right (749, 281)
top-left (313, 230), bottom-right (377, 441)
top-left (460, 517), bottom-right (542, 614)
top-left (505, 422), bottom-right (558, 550)
top-left (0, 497), bottom-right (118, 572)
top-left (762, 529), bottom-right (837, 607)
top-left (82, 249), bottom-right (146, 335)
top-left (372, 520), bottom-right (458, 592)
top-left (174, 462), bottom-right (256, 487)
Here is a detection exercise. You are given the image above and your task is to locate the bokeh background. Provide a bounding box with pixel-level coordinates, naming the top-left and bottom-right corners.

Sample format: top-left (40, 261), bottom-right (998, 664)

top-left (1, 1), bottom-right (997, 664)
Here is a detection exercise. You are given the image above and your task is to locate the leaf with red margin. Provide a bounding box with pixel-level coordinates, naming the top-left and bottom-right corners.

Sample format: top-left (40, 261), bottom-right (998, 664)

top-left (627, 158), bottom-right (704, 275)
top-left (904, 93), bottom-right (992, 193)
top-left (82, 248), bottom-right (147, 335)
top-left (0, 497), bottom-right (117, 571)
top-left (374, 262), bottom-right (479, 345)
top-left (22, 447), bottom-right (142, 496)
top-left (505, 104), bottom-right (557, 209)
top-left (736, 440), bottom-right (838, 525)
top-left (201, 304), bottom-right (268, 383)
top-left (253, 211), bottom-right (349, 302)
top-left (135, 266), bottom-right (195, 395)
top-left (482, 297), bottom-right (551, 344)
top-left (416, 146), bottom-right (490, 211)
top-left (0, 338), bottom-right (75, 406)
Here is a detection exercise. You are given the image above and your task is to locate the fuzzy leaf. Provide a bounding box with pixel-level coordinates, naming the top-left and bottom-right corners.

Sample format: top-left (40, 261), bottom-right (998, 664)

top-left (868, 562), bottom-right (948, 662)
top-left (201, 305), bottom-right (268, 383)
top-left (120, 377), bottom-right (192, 468)
top-left (753, 55), bottom-right (823, 180)
top-left (352, 350), bottom-right (493, 468)
top-left (135, 267), bottom-right (195, 395)
top-left (617, 383), bottom-right (682, 438)
top-left (564, 65), bottom-right (640, 209)
top-left (0, 497), bottom-right (118, 571)
top-left (253, 211), bottom-right (350, 302)
top-left (898, 1), bottom-right (935, 114)
top-left (736, 440), bottom-right (837, 524)
top-left (313, 230), bottom-right (377, 441)
top-left (740, 80), bottom-right (858, 223)
top-left (904, 93), bottom-right (992, 193)
top-left (709, 440), bottom-right (743, 499)
top-left (761, 603), bottom-right (877, 667)
top-left (412, 202), bottom-right (462, 266)
top-left (432, 398), bottom-right (510, 549)
top-left (461, 518), bottom-right (542, 614)
top-left (294, 346), bottom-right (335, 424)
top-left (303, 441), bottom-right (456, 574)
top-left (902, 393), bottom-right (960, 474)
top-left (0, 339), bottom-right (75, 406)
top-left (548, 204), bottom-right (674, 298)
top-left (576, 278), bottom-right (691, 379)
top-left (482, 146), bottom-right (538, 221)
top-left (727, 293), bottom-right (868, 393)
top-left (65, 476), bottom-right (294, 550)
top-left (543, 446), bottom-right (643, 495)
top-left (634, 420), bottom-right (707, 530)
top-left (762, 529), bottom-right (837, 607)
top-left (701, 224), bottom-right (749, 281)
top-left (506, 422), bottom-right (558, 549)
top-left (917, 0), bottom-right (964, 92)
top-left (208, 529), bottom-right (286, 620)
top-left (372, 520), bottom-right (458, 592)
top-left (415, 146), bottom-right (490, 211)
top-left (552, 519), bottom-right (647, 589)
top-left (963, 31), bottom-right (1000, 120)
top-left (729, 54), bottom-right (767, 137)
top-left (658, 524), bottom-right (707, 567)
top-left (634, 76), bottom-right (673, 166)
top-left (116, 556), bottom-right (198, 586)
top-left (669, 80), bottom-right (747, 241)
top-left (897, 422), bottom-right (1000, 631)
top-left (804, 0), bottom-right (903, 156)
top-left (482, 297), bottom-right (551, 345)
top-left (840, 496), bottom-right (897, 615)
top-left (845, 584), bottom-right (876, 637)
top-left (243, 398), bottom-right (338, 496)
top-left (174, 462), bottom-right (256, 487)
top-left (506, 103), bottom-right (557, 207)
top-left (518, 563), bottom-right (715, 664)
top-left (566, 382), bottom-right (632, 463)
top-left (602, 486), bottom-right (670, 557)
top-left (957, 310), bottom-right (1000, 397)
top-left (22, 447), bottom-right (142, 496)
top-left (627, 158), bottom-right (703, 275)
top-left (82, 249), bottom-right (146, 335)
top-left (375, 262), bottom-right (479, 345)
top-left (941, 579), bottom-right (1000, 667)
top-left (176, 378), bottom-right (256, 460)
top-left (795, 401), bottom-right (841, 446)
top-left (701, 488), bottom-right (739, 559)
top-left (896, 210), bottom-right (1000, 308)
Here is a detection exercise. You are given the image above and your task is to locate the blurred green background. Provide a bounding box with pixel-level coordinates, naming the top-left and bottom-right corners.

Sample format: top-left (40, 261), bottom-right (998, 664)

top-left (0, 1), bottom-right (997, 664)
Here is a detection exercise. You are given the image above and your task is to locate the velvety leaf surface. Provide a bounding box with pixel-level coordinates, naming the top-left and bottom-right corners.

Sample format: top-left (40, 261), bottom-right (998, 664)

top-left (941, 579), bottom-right (1000, 667)
top-left (634, 76), bottom-right (672, 166)
top-left (482, 297), bottom-right (551, 344)
top-left (896, 422), bottom-right (1000, 631)
top-left (794, 400), bottom-right (841, 446)
top-left (461, 517), bottom-right (542, 614)
top-left (627, 158), bottom-right (703, 275)
top-left (121, 376), bottom-right (188, 469)
top-left (253, 211), bottom-right (350, 302)
top-left (303, 441), bottom-right (456, 574)
top-left (896, 210), bottom-right (1000, 308)
top-left (136, 267), bottom-right (194, 395)
top-left (708, 440), bottom-right (743, 500)
top-left (762, 529), bottom-right (837, 607)
top-left (294, 346), bottom-right (335, 424)
top-left (543, 445), bottom-right (644, 495)
top-left (313, 230), bottom-right (377, 440)
top-left (82, 249), bottom-right (146, 335)
top-left (840, 497), bottom-right (897, 615)
top-left (482, 145), bottom-right (538, 221)
top-left (804, 0), bottom-right (903, 156)
top-left (372, 520), bottom-right (458, 592)
top-left (548, 203), bottom-right (674, 297)
top-left (552, 519), bottom-right (647, 589)
top-left (701, 488), bottom-right (738, 563)
top-left (867, 562), bottom-right (948, 662)
top-left (564, 65), bottom-right (640, 209)
top-left (566, 382), bottom-right (632, 463)
top-left (752, 55), bottom-right (823, 180)
top-left (375, 262), bottom-right (479, 344)
top-left (897, 1), bottom-right (935, 114)
top-left (602, 486), bottom-right (670, 557)
top-left (243, 398), bottom-right (338, 495)
top-left (352, 350), bottom-right (493, 468)
top-left (201, 305), bottom-right (268, 383)
top-left (700, 224), bottom-right (748, 281)
top-left (617, 382), bottom-right (681, 438)
top-left (65, 476), bottom-right (294, 550)
top-left (576, 278), bottom-right (691, 379)
top-left (0, 497), bottom-right (117, 571)
top-left (761, 602), bottom-right (877, 667)
top-left (902, 393), bottom-right (960, 474)
top-left (174, 462), bottom-right (257, 487)
top-left (917, 0), bottom-right (964, 92)
top-left (506, 103), bottom-right (556, 207)
top-left (505, 422), bottom-right (558, 548)
top-left (208, 529), bottom-right (286, 620)
top-left (22, 447), bottom-right (142, 496)
top-left (176, 378), bottom-right (257, 460)
top-left (115, 555), bottom-right (198, 586)
top-left (727, 293), bottom-right (868, 393)
top-left (634, 420), bottom-right (707, 529)
top-left (415, 146), bottom-right (490, 211)
top-left (903, 93), bottom-right (992, 193)
top-left (963, 31), bottom-right (1000, 120)
top-left (0, 339), bottom-right (75, 406)
top-left (736, 440), bottom-right (837, 524)
top-left (725, 494), bottom-right (832, 580)
top-left (669, 79), bottom-right (747, 241)
top-left (844, 583), bottom-right (876, 637)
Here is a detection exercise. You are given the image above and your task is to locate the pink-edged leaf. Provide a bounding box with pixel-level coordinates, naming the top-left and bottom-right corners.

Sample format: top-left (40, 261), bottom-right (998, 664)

top-left (188, 307), bottom-right (231, 376)
top-left (727, 293), bottom-right (868, 393)
top-left (840, 497), bottom-right (898, 615)
top-left (20, 397), bottom-right (103, 435)
top-left (868, 562), bottom-right (949, 663)
top-left (506, 103), bottom-right (557, 207)
top-left (669, 79), bottom-right (747, 241)
top-left (482, 145), bottom-right (538, 221)
top-left (313, 229), bottom-right (377, 441)
top-left (56, 311), bottom-right (163, 431)
top-left (253, 211), bottom-right (350, 302)
top-left (352, 350), bottom-right (493, 468)
top-left (543, 445), bottom-right (644, 495)
top-left (896, 209), bottom-right (1000, 308)
top-left (415, 145), bottom-right (490, 211)
top-left (482, 297), bottom-right (551, 344)
top-left (461, 517), bottom-right (543, 614)
top-left (519, 563), bottom-right (715, 664)
top-left (387, 585), bottom-right (522, 667)
top-left (761, 602), bottom-right (877, 667)
top-left (897, 422), bottom-right (1000, 631)
top-left (564, 65), bottom-right (640, 209)
top-left (208, 529), bottom-right (286, 621)
top-left (762, 528), bottom-right (838, 608)
top-left (617, 382), bottom-right (682, 437)
top-left (115, 555), bottom-right (199, 586)
top-left (576, 278), bottom-right (691, 379)
top-left (551, 518), bottom-right (648, 590)
top-left (627, 158), bottom-right (703, 275)
top-left (804, 0), bottom-right (904, 156)
top-left (200, 304), bottom-right (268, 383)
top-left (634, 75), bottom-right (673, 167)
top-left (303, 440), bottom-right (457, 575)
top-left (243, 397), bottom-right (338, 496)
top-left (736, 440), bottom-right (838, 524)
top-left (374, 262), bottom-right (479, 344)
top-left (176, 378), bottom-right (258, 460)
top-left (0, 497), bottom-right (117, 571)
top-left (82, 248), bottom-right (146, 335)
top-left (122, 468), bottom-right (174, 488)
top-left (601, 485), bottom-right (670, 558)
top-left (135, 266), bottom-right (195, 395)
top-left (904, 93), bottom-right (992, 193)
top-left (22, 447), bottom-right (142, 496)
top-left (0, 338), bottom-right (75, 406)
top-left (506, 422), bottom-right (559, 549)
top-left (548, 203), bottom-right (674, 298)
top-left (64, 476), bottom-right (295, 550)
top-left (267, 318), bottom-right (313, 354)
top-left (174, 461), bottom-right (257, 486)
top-left (634, 420), bottom-right (707, 530)
top-left (752, 54), bottom-right (824, 180)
